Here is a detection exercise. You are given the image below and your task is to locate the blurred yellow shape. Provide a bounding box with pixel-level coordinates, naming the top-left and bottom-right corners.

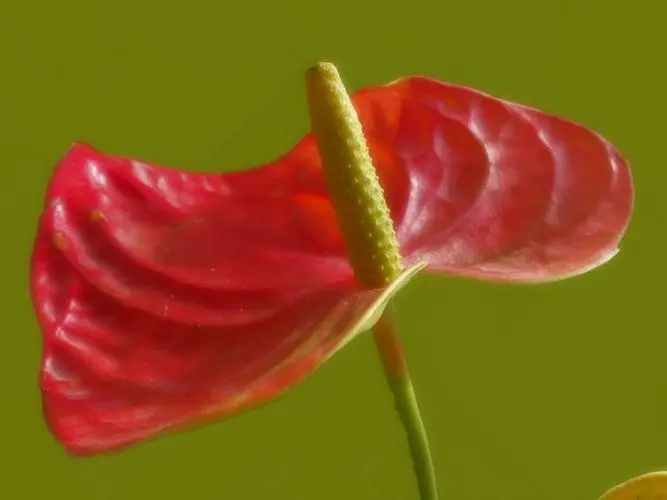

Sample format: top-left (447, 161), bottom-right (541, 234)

top-left (600, 471), bottom-right (667, 500)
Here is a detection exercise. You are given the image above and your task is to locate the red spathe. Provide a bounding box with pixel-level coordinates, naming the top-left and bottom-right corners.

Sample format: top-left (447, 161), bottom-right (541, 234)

top-left (30, 76), bottom-right (634, 455)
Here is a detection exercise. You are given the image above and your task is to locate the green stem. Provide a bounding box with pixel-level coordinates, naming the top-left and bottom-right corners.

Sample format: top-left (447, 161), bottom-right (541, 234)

top-left (372, 305), bottom-right (439, 500)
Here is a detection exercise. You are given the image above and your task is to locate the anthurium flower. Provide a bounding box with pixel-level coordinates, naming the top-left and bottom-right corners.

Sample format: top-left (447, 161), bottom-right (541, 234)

top-left (31, 67), bottom-right (633, 458)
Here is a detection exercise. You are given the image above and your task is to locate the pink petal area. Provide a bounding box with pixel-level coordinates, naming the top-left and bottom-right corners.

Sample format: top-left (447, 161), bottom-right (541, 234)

top-left (352, 77), bottom-right (633, 282)
top-left (34, 213), bottom-right (425, 455)
top-left (31, 142), bottom-right (424, 455)
top-left (48, 142), bottom-right (354, 293)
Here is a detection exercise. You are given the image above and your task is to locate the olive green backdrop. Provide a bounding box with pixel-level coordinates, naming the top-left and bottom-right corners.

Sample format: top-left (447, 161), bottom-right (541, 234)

top-left (0, 0), bottom-right (662, 499)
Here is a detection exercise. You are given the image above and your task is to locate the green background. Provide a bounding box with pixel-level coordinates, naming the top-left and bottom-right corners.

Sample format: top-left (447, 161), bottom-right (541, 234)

top-left (0, 0), bottom-right (663, 499)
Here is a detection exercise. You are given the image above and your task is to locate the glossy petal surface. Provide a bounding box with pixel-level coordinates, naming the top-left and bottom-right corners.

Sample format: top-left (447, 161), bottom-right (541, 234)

top-left (34, 188), bottom-right (424, 455)
top-left (31, 75), bottom-right (633, 455)
top-left (353, 77), bottom-right (633, 282)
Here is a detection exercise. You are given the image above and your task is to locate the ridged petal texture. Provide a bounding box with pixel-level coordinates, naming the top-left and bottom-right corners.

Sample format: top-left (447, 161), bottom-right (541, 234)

top-left (31, 77), bottom-right (633, 455)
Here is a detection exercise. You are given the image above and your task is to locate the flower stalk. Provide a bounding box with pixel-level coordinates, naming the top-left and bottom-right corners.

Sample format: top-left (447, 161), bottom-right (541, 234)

top-left (306, 61), bottom-right (439, 500)
top-left (373, 306), bottom-right (439, 500)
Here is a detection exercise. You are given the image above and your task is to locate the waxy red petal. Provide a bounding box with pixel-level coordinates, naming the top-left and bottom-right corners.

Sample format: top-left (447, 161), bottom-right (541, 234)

top-left (45, 143), bottom-right (354, 293)
top-left (31, 75), bottom-right (632, 455)
top-left (353, 77), bottom-right (633, 282)
top-left (34, 202), bottom-right (423, 454)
